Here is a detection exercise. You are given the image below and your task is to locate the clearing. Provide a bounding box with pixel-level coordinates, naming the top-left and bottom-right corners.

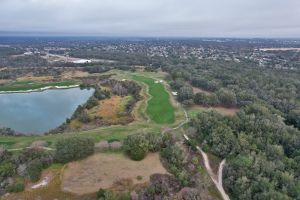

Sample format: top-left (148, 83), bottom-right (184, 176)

top-left (132, 75), bottom-right (175, 124)
top-left (61, 70), bottom-right (90, 79)
top-left (16, 75), bottom-right (54, 82)
top-left (192, 86), bottom-right (212, 95)
top-left (188, 105), bottom-right (239, 118)
top-left (61, 153), bottom-right (167, 195)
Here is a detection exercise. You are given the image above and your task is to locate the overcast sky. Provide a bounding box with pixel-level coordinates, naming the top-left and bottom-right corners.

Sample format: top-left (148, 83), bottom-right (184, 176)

top-left (0, 0), bottom-right (299, 37)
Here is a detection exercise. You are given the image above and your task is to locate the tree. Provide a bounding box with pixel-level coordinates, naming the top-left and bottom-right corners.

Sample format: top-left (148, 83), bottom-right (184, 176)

top-left (178, 86), bottom-right (194, 102)
top-left (193, 92), bottom-right (209, 106)
top-left (0, 161), bottom-right (15, 177)
top-left (123, 132), bottom-right (162, 160)
top-left (55, 137), bottom-right (94, 163)
top-left (123, 133), bottom-right (149, 161)
top-left (217, 88), bottom-right (237, 107)
top-left (286, 109), bottom-right (300, 129)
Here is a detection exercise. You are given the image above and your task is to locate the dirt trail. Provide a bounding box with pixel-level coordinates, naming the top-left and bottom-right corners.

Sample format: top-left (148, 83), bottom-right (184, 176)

top-left (184, 134), bottom-right (230, 200)
top-left (7, 146), bottom-right (54, 152)
top-left (163, 105), bottom-right (230, 200)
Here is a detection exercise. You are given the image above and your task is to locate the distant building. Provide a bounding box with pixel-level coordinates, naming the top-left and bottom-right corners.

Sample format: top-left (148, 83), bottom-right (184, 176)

top-left (73, 59), bottom-right (92, 64)
top-left (24, 52), bottom-right (33, 56)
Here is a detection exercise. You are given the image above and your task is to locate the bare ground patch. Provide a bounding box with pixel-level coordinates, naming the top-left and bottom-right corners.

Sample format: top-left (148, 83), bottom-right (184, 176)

top-left (192, 86), bottom-right (212, 95)
top-left (191, 105), bottom-right (239, 116)
top-left (61, 153), bottom-right (168, 195)
top-left (61, 70), bottom-right (89, 79)
top-left (16, 75), bottom-right (54, 82)
top-left (0, 79), bottom-right (11, 84)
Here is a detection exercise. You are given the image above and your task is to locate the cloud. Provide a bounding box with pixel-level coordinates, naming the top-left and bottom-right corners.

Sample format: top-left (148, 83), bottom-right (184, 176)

top-left (0, 0), bottom-right (299, 37)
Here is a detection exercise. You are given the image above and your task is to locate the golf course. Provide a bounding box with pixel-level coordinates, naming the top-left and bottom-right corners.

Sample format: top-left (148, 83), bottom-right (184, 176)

top-left (0, 70), bottom-right (183, 150)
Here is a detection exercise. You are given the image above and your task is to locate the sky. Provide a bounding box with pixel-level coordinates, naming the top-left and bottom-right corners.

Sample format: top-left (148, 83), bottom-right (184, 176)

top-left (0, 0), bottom-right (299, 38)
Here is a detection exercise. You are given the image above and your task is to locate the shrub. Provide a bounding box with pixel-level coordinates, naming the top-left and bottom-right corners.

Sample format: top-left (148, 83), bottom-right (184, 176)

top-left (55, 137), bottom-right (94, 163)
top-left (97, 188), bottom-right (106, 198)
top-left (7, 178), bottom-right (25, 193)
top-left (145, 132), bottom-right (163, 152)
top-left (0, 161), bottom-right (15, 177)
top-left (97, 189), bottom-right (118, 200)
top-left (123, 133), bottom-right (149, 161)
top-left (27, 159), bottom-right (43, 182)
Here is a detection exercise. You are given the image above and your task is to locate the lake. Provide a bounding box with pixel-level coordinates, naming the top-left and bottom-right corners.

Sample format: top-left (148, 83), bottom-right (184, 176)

top-left (0, 88), bottom-right (94, 134)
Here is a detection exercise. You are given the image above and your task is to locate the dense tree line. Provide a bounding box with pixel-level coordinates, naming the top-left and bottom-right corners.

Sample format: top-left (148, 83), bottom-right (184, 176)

top-left (164, 59), bottom-right (300, 129)
top-left (188, 104), bottom-right (300, 199)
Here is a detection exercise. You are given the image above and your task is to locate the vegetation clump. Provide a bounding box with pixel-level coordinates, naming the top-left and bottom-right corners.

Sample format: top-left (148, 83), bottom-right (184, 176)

top-left (54, 137), bottom-right (94, 163)
top-left (0, 148), bottom-right (53, 194)
top-left (123, 132), bottom-right (163, 161)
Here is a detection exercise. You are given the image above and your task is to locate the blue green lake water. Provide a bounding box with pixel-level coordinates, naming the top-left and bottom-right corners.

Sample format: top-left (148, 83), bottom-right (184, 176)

top-left (0, 88), bottom-right (94, 134)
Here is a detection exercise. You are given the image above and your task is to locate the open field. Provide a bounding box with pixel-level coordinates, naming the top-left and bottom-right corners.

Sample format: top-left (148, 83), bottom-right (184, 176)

top-left (62, 153), bottom-right (167, 195)
top-left (0, 80), bottom-right (80, 92)
top-left (16, 75), bottom-right (54, 82)
top-left (61, 70), bottom-right (90, 79)
top-left (2, 164), bottom-right (94, 200)
top-left (131, 75), bottom-right (175, 124)
top-left (192, 86), bottom-right (212, 95)
top-left (187, 105), bottom-right (239, 118)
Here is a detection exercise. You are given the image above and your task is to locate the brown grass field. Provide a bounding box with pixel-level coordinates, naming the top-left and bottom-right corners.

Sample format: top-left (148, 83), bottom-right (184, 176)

top-left (189, 104), bottom-right (239, 117)
top-left (0, 79), bottom-right (11, 84)
top-left (61, 70), bottom-right (89, 79)
top-left (89, 95), bottom-right (132, 123)
top-left (61, 153), bottom-right (167, 195)
top-left (2, 166), bottom-right (82, 200)
top-left (16, 75), bottom-right (54, 82)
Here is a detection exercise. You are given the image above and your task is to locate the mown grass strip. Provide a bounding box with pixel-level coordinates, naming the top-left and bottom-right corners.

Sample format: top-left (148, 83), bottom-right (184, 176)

top-left (0, 80), bottom-right (80, 92)
top-left (132, 75), bottom-right (175, 124)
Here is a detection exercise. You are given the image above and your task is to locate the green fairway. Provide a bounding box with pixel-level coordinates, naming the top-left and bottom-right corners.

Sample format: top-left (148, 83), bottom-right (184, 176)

top-left (132, 75), bottom-right (175, 124)
top-left (0, 80), bottom-right (80, 92)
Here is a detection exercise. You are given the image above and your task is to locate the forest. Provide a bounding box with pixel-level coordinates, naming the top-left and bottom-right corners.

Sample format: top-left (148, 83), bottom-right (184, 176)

top-left (162, 58), bottom-right (300, 199)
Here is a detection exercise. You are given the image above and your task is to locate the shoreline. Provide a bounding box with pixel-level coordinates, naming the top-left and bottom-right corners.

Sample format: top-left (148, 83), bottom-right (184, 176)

top-left (0, 84), bottom-right (80, 94)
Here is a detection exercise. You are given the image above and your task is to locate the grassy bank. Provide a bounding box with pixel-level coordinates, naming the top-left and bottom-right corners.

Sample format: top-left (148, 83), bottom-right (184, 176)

top-left (0, 80), bottom-right (80, 92)
top-left (1, 122), bottom-right (162, 149)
